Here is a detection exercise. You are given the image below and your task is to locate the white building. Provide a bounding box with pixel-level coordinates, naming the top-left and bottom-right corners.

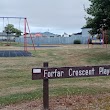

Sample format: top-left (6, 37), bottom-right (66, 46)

top-left (81, 28), bottom-right (92, 44)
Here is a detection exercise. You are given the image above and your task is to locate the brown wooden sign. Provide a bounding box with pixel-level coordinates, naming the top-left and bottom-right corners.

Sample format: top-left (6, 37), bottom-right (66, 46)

top-left (32, 63), bottom-right (110, 110)
top-left (32, 65), bottom-right (110, 80)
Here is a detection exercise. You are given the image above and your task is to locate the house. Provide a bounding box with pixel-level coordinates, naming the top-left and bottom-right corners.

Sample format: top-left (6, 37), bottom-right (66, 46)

top-left (34, 33), bottom-right (43, 37)
top-left (42, 32), bottom-right (59, 37)
top-left (82, 27), bottom-right (91, 38)
top-left (0, 32), bottom-right (15, 41)
top-left (62, 32), bottom-right (70, 37)
top-left (73, 32), bottom-right (82, 35)
top-left (81, 28), bottom-right (92, 44)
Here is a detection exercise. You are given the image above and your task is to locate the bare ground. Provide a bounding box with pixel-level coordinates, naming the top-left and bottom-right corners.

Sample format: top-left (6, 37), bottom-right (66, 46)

top-left (1, 93), bottom-right (110, 110)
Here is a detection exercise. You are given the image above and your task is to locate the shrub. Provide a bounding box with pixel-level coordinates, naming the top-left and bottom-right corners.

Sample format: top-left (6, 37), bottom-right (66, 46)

top-left (74, 40), bottom-right (81, 44)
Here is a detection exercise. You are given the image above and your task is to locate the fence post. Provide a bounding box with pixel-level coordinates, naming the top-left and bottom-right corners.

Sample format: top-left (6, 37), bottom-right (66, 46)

top-left (43, 62), bottom-right (49, 110)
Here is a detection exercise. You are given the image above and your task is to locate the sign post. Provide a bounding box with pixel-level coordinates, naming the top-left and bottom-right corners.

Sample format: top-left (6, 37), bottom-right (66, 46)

top-left (43, 62), bottom-right (49, 110)
top-left (32, 63), bottom-right (110, 109)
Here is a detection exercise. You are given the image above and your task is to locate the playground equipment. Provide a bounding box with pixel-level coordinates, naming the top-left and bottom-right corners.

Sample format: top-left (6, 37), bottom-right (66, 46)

top-left (88, 29), bottom-right (108, 48)
top-left (35, 33), bottom-right (42, 46)
top-left (0, 17), bottom-right (36, 51)
top-left (91, 33), bottom-right (103, 44)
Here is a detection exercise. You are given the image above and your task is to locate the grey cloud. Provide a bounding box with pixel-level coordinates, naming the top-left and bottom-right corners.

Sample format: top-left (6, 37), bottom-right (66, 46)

top-left (0, 0), bottom-right (90, 33)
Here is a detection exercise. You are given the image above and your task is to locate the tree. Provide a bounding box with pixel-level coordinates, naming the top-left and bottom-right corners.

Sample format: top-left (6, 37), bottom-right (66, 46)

top-left (4, 24), bottom-right (15, 34)
top-left (3, 24), bottom-right (22, 45)
top-left (14, 28), bottom-right (22, 37)
top-left (4, 24), bottom-right (22, 37)
top-left (85, 0), bottom-right (110, 34)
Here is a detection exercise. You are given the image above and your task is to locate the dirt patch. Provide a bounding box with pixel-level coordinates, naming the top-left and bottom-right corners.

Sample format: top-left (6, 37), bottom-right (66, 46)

top-left (1, 93), bottom-right (110, 110)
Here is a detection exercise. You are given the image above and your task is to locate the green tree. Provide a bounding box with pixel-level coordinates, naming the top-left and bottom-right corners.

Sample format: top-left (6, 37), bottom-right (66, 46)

top-left (4, 24), bottom-right (15, 34)
top-left (14, 28), bottom-right (22, 37)
top-left (4, 24), bottom-right (22, 37)
top-left (3, 24), bottom-right (22, 45)
top-left (85, 0), bottom-right (110, 34)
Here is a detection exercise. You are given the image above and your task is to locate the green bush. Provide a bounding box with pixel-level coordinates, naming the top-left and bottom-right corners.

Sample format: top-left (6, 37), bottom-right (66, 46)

top-left (74, 40), bottom-right (81, 44)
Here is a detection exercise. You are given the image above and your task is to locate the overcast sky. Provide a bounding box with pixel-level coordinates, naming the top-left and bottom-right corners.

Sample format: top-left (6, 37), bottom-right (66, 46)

top-left (0, 0), bottom-right (90, 34)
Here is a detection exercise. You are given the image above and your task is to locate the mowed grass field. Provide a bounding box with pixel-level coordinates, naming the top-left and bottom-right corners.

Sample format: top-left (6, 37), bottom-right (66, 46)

top-left (0, 44), bottom-right (110, 110)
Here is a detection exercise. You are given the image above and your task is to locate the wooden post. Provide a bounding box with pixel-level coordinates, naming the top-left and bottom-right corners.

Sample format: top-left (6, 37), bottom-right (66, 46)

top-left (43, 62), bottom-right (49, 110)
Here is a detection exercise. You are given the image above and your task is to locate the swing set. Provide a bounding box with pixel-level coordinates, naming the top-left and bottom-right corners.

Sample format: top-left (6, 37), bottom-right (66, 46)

top-left (0, 17), bottom-right (36, 51)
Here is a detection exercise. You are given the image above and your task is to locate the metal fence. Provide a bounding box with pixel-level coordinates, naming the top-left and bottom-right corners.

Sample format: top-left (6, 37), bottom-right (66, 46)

top-left (15, 35), bottom-right (89, 45)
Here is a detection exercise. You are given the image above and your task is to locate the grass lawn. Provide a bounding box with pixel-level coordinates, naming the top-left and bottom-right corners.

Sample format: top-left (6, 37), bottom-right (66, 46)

top-left (0, 44), bottom-right (110, 109)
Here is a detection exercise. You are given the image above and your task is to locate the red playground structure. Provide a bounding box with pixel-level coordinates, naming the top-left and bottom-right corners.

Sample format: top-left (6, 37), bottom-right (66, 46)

top-left (0, 17), bottom-right (36, 51)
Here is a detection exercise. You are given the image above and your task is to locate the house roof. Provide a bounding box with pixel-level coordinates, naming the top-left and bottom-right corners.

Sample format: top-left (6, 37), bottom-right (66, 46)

top-left (74, 32), bottom-right (82, 35)
top-left (35, 33), bottom-right (42, 37)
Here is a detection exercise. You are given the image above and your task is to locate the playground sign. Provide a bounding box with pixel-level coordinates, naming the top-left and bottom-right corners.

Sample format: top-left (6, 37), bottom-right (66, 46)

top-left (32, 65), bottom-right (110, 80)
top-left (32, 62), bottom-right (110, 110)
